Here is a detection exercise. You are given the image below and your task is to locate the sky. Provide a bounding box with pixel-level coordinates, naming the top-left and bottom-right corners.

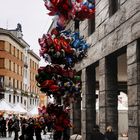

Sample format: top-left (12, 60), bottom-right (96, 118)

top-left (0, 0), bottom-right (53, 65)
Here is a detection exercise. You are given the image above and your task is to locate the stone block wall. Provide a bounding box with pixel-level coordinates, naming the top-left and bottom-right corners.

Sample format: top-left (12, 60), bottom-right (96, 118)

top-left (76, 0), bottom-right (140, 71)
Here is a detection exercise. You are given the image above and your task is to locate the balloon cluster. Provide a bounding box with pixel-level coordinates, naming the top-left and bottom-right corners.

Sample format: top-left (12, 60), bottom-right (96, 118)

top-left (36, 0), bottom-right (95, 104)
top-left (44, 0), bottom-right (95, 29)
top-left (36, 65), bottom-right (81, 104)
top-left (47, 103), bottom-right (71, 132)
top-left (39, 27), bottom-right (90, 68)
top-left (36, 0), bottom-right (95, 139)
top-left (39, 103), bottom-right (71, 132)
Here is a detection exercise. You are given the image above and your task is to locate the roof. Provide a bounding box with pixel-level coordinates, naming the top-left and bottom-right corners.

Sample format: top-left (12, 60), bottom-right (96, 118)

top-left (0, 28), bottom-right (28, 48)
top-left (28, 49), bottom-right (41, 61)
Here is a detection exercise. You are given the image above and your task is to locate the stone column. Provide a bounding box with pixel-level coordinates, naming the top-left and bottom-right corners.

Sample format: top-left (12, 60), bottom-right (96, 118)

top-left (99, 56), bottom-right (118, 136)
top-left (127, 41), bottom-right (140, 140)
top-left (72, 101), bottom-right (81, 134)
top-left (81, 65), bottom-right (96, 140)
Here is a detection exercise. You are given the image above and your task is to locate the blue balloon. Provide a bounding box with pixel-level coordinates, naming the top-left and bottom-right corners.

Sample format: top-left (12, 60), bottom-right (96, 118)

top-left (71, 39), bottom-right (81, 49)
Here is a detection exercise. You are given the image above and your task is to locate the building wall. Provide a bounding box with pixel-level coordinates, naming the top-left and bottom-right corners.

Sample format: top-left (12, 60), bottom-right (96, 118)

top-left (0, 28), bottom-right (41, 110)
top-left (64, 0), bottom-right (140, 140)
top-left (75, 0), bottom-right (140, 71)
top-left (0, 38), bottom-right (24, 93)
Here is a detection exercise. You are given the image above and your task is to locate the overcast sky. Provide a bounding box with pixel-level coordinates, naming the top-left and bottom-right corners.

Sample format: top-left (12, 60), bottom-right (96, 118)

top-left (0, 0), bottom-right (53, 65)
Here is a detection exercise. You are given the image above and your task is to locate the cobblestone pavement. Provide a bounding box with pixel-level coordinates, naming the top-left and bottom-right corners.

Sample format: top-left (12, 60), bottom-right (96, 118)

top-left (0, 136), bottom-right (128, 140)
top-left (0, 132), bottom-right (127, 140)
top-left (118, 137), bottom-right (128, 140)
top-left (0, 132), bottom-right (53, 140)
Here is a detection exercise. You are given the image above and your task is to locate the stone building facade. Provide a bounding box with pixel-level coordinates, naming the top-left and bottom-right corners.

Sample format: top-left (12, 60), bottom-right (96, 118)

top-left (65, 0), bottom-right (140, 140)
top-left (0, 25), bottom-right (46, 110)
top-left (47, 0), bottom-right (140, 139)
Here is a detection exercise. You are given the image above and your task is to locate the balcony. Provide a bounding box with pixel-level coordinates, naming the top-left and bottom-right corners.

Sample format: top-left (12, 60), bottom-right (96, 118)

top-left (21, 90), bottom-right (29, 97)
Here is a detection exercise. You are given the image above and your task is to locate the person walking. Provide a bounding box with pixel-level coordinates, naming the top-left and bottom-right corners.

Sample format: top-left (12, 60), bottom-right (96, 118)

top-left (1, 117), bottom-right (7, 137)
top-left (92, 125), bottom-right (105, 140)
top-left (104, 126), bottom-right (117, 140)
top-left (8, 118), bottom-right (13, 137)
top-left (12, 118), bottom-right (20, 140)
top-left (26, 118), bottom-right (34, 140)
top-left (34, 119), bottom-right (42, 140)
top-left (19, 118), bottom-right (28, 140)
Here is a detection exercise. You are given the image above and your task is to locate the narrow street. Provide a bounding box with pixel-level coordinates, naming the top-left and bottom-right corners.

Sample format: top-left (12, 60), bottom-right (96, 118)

top-left (118, 137), bottom-right (128, 140)
top-left (0, 134), bottom-right (128, 140)
top-left (0, 137), bottom-right (128, 140)
top-left (0, 132), bottom-right (53, 140)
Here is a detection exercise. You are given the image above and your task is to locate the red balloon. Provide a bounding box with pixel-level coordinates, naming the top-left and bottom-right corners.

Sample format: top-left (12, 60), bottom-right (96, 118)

top-left (50, 85), bottom-right (59, 92)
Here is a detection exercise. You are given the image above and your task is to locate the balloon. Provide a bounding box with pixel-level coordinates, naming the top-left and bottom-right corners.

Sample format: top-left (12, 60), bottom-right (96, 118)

top-left (87, 0), bottom-right (95, 4)
top-left (44, 0), bottom-right (95, 22)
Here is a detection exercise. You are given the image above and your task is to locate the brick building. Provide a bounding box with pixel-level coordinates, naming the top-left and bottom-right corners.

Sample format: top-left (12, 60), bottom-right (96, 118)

top-left (47, 0), bottom-right (140, 140)
top-left (0, 24), bottom-right (46, 110)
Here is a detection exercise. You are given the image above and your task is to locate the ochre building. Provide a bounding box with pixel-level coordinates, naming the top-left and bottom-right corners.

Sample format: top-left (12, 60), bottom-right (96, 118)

top-left (0, 25), bottom-right (46, 110)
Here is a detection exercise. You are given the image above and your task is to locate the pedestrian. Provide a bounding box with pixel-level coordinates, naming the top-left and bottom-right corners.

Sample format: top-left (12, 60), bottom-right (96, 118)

top-left (1, 116), bottom-right (7, 137)
top-left (34, 119), bottom-right (42, 140)
top-left (104, 126), bottom-right (117, 140)
top-left (19, 118), bottom-right (28, 140)
top-left (92, 125), bottom-right (105, 140)
top-left (8, 118), bottom-right (13, 137)
top-left (12, 118), bottom-right (20, 140)
top-left (26, 118), bottom-right (34, 140)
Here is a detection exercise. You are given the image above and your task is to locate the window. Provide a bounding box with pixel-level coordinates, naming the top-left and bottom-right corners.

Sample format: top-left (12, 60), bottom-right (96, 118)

top-left (13, 47), bottom-right (15, 56)
top-left (15, 47), bottom-right (17, 57)
top-left (21, 96), bottom-right (23, 103)
top-left (9, 77), bottom-right (12, 87)
top-left (0, 59), bottom-right (4, 68)
top-left (11, 46), bottom-right (14, 55)
top-left (74, 20), bottom-right (79, 31)
top-left (17, 49), bottom-right (19, 59)
top-left (0, 41), bottom-right (4, 50)
top-left (0, 76), bottom-right (4, 89)
top-left (9, 60), bottom-right (11, 70)
top-left (13, 95), bottom-right (15, 103)
top-left (13, 79), bottom-right (15, 88)
top-left (24, 100), bottom-right (26, 106)
top-left (21, 82), bottom-right (23, 90)
top-left (9, 44), bottom-right (12, 54)
top-left (33, 61), bottom-right (34, 69)
top-left (9, 94), bottom-right (11, 102)
top-left (88, 14), bottom-right (95, 36)
top-left (21, 52), bottom-right (23, 61)
top-left (19, 51), bottom-right (21, 60)
top-left (17, 96), bottom-right (19, 102)
top-left (30, 98), bottom-right (32, 105)
top-left (17, 80), bottom-right (19, 89)
top-left (109, 0), bottom-right (119, 16)
top-left (13, 63), bottom-right (15, 72)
